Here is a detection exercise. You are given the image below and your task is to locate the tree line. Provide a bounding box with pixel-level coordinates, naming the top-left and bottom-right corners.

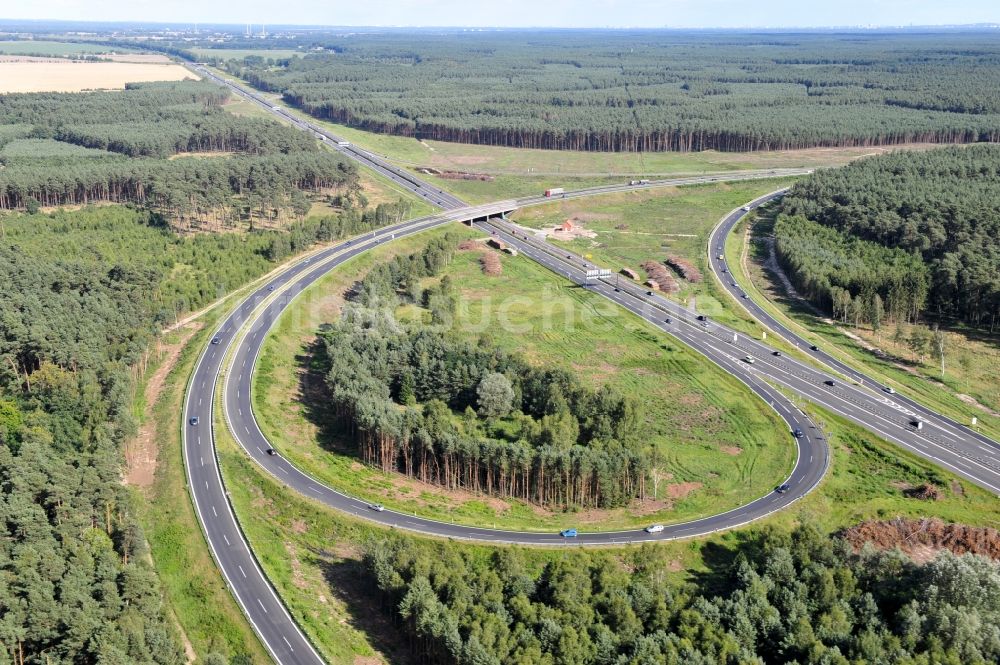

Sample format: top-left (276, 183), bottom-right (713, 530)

top-left (317, 238), bottom-right (646, 509)
top-left (773, 215), bottom-right (929, 331)
top-left (227, 32), bottom-right (1000, 153)
top-left (779, 145), bottom-right (1000, 330)
top-left (0, 81), bottom-right (358, 224)
top-left (364, 523), bottom-right (1000, 664)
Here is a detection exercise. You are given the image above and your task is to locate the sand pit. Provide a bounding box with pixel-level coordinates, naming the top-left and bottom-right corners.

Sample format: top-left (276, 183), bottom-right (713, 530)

top-left (0, 62), bottom-right (198, 93)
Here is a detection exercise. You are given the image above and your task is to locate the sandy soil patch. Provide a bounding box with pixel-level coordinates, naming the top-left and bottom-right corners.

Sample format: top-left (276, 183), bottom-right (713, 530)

top-left (721, 445), bottom-right (742, 456)
top-left (0, 62), bottom-right (198, 93)
top-left (124, 322), bottom-right (202, 490)
top-left (664, 482), bottom-right (702, 500)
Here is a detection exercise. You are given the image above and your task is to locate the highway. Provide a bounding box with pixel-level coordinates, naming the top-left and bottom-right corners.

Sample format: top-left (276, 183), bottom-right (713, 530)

top-left (708, 195), bottom-right (1000, 494)
top-left (184, 66), bottom-right (1000, 664)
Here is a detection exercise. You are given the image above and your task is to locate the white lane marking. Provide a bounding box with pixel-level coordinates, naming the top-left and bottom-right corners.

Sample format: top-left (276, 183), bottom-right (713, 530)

top-left (238, 565), bottom-right (247, 578)
top-left (277, 466), bottom-right (289, 475)
top-left (257, 598), bottom-right (268, 613)
top-left (200, 456), bottom-right (204, 466)
top-left (199, 398), bottom-right (202, 406)
top-left (223, 534), bottom-right (231, 546)
top-left (212, 505), bottom-right (218, 517)
top-left (282, 636), bottom-right (293, 651)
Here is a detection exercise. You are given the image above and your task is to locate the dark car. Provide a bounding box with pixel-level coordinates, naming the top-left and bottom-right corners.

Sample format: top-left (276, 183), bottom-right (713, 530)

top-left (741, 294), bottom-right (749, 299)
top-left (776, 483), bottom-right (790, 494)
top-left (566, 255), bottom-right (572, 259)
top-left (772, 350), bottom-right (781, 357)
top-left (266, 448), bottom-right (276, 456)
top-left (614, 288), bottom-right (620, 292)
top-left (211, 336), bottom-right (221, 345)
top-left (268, 285), bottom-right (275, 292)
top-left (824, 380), bottom-right (836, 387)
top-left (646, 290), bottom-right (654, 296)
top-left (189, 416), bottom-right (199, 426)
top-left (793, 429), bottom-right (803, 438)
top-left (810, 345), bottom-right (819, 351)
top-left (697, 315), bottom-right (707, 321)
top-left (665, 317), bottom-right (672, 324)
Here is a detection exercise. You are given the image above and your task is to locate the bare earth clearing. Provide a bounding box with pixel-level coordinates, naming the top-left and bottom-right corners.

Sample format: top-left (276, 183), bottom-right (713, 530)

top-left (843, 517), bottom-right (1000, 563)
top-left (124, 322), bottom-right (203, 490)
top-left (0, 62), bottom-right (198, 93)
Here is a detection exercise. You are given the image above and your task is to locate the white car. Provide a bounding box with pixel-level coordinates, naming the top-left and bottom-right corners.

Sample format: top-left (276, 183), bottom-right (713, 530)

top-left (883, 386), bottom-right (896, 394)
top-left (744, 355), bottom-right (755, 364)
top-left (369, 503), bottom-right (385, 512)
top-left (645, 524), bottom-right (665, 534)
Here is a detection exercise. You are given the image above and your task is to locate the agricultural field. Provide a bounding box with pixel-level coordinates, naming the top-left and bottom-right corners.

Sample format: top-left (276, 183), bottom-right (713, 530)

top-left (252, 224), bottom-right (797, 532)
top-left (0, 61), bottom-right (197, 92)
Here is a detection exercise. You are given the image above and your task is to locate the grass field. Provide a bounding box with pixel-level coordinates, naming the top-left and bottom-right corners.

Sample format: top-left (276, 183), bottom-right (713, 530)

top-left (0, 40), bottom-right (138, 56)
top-left (0, 62), bottom-right (197, 92)
top-left (251, 223), bottom-right (797, 532)
top-left (729, 210), bottom-right (1000, 442)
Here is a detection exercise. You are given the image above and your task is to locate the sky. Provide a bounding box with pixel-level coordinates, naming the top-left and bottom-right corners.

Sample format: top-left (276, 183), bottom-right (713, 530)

top-left (3, 0), bottom-right (998, 29)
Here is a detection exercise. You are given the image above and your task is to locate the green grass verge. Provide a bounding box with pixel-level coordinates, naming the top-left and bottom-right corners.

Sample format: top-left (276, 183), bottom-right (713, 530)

top-left (220, 359), bottom-right (1000, 665)
top-left (768, 395), bottom-right (1000, 531)
top-left (251, 223), bottom-right (796, 533)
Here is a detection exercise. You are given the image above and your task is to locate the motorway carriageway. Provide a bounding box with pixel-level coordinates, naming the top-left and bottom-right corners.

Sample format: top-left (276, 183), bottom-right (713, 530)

top-left (709, 195), bottom-right (1000, 490)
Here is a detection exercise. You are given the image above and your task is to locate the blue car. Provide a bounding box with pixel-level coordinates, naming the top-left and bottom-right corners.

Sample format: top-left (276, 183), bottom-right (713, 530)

top-left (560, 529), bottom-right (578, 538)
